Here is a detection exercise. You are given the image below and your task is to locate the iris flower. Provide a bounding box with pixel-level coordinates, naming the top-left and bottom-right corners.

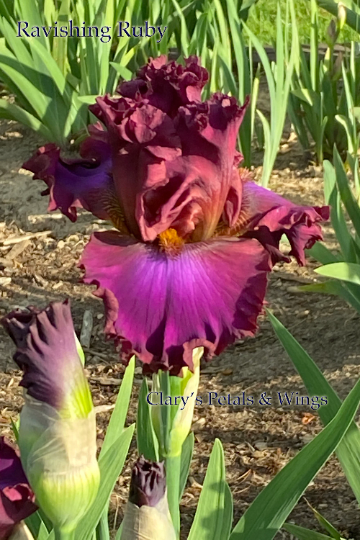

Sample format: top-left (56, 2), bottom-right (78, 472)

top-left (0, 437), bottom-right (36, 539)
top-left (23, 56), bottom-right (329, 374)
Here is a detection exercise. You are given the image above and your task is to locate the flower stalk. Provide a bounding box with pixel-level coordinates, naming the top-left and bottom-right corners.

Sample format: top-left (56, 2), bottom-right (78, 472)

top-left (150, 349), bottom-right (202, 537)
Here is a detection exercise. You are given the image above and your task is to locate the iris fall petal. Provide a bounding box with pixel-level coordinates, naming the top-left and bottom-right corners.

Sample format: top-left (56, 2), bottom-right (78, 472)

top-left (80, 231), bottom-right (271, 374)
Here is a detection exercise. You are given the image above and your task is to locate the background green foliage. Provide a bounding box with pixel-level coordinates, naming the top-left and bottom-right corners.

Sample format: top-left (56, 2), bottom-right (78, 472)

top-left (247, 0), bottom-right (357, 43)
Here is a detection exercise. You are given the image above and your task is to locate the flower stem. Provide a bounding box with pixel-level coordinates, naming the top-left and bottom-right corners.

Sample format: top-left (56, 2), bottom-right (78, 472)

top-left (166, 453), bottom-right (181, 538)
top-left (54, 529), bottom-right (75, 540)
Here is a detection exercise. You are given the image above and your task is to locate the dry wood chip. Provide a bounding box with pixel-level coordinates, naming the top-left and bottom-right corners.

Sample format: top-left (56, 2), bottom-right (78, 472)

top-left (80, 310), bottom-right (94, 348)
top-left (90, 376), bottom-right (122, 386)
top-left (2, 231), bottom-right (52, 246)
top-left (0, 257), bottom-right (13, 268)
top-left (5, 239), bottom-right (31, 260)
top-left (94, 404), bottom-right (115, 414)
top-left (33, 273), bottom-right (48, 287)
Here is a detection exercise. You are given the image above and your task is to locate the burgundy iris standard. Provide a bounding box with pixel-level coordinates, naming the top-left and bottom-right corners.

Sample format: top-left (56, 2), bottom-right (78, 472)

top-left (23, 56), bottom-right (329, 374)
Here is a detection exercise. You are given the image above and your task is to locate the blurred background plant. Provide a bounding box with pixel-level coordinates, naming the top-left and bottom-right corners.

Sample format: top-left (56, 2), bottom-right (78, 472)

top-left (302, 149), bottom-right (360, 315)
top-left (0, 0), bottom-right (196, 146)
top-left (288, 0), bottom-right (360, 164)
top-left (0, 0), bottom-right (258, 149)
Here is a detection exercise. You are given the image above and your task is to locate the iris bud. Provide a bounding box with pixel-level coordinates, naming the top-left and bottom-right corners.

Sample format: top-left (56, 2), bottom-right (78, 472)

top-left (337, 3), bottom-right (346, 33)
top-left (151, 348), bottom-right (202, 458)
top-left (1, 301), bottom-right (100, 533)
top-left (120, 457), bottom-right (176, 540)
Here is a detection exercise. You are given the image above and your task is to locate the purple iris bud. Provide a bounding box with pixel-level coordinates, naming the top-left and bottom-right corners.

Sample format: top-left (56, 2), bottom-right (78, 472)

top-left (121, 457), bottom-right (175, 540)
top-left (22, 56), bottom-right (329, 375)
top-left (1, 301), bottom-right (100, 532)
top-left (1, 300), bottom-right (88, 413)
top-left (0, 438), bottom-right (37, 539)
top-left (129, 457), bottom-right (166, 508)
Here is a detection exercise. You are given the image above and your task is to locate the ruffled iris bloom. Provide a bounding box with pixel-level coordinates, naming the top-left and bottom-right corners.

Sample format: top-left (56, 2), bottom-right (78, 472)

top-left (0, 437), bottom-right (37, 540)
top-left (23, 56), bottom-right (329, 375)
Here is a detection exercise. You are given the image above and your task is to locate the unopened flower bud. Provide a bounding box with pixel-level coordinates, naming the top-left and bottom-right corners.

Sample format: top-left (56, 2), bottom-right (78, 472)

top-left (337, 3), bottom-right (347, 32)
top-left (326, 19), bottom-right (338, 46)
top-left (167, 347), bottom-right (202, 457)
top-left (1, 301), bottom-right (100, 533)
top-left (151, 348), bottom-right (202, 458)
top-left (121, 457), bottom-right (176, 540)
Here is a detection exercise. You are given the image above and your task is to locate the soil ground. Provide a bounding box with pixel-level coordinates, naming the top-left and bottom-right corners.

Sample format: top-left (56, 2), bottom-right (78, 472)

top-left (1, 119), bottom-right (360, 540)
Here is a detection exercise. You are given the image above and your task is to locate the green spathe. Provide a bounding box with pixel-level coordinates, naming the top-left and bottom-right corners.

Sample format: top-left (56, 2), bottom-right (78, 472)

top-left (120, 495), bottom-right (176, 540)
top-left (151, 348), bottom-right (202, 458)
top-left (19, 395), bottom-right (100, 533)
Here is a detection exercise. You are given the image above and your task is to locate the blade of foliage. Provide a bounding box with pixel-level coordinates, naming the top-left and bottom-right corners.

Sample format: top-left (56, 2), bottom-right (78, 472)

top-left (306, 242), bottom-right (340, 264)
top-left (137, 378), bottom-right (159, 461)
top-left (179, 432), bottom-right (194, 500)
top-left (323, 160), bottom-right (357, 263)
top-left (267, 310), bottom-right (360, 506)
top-left (315, 261), bottom-right (360, 285)
top-left (97, 357), bottom-right (135, 538)
top-left (76, 424), bottom-right (135, 540)
top-left (0, 100), bottom-right (53, 139)
top-left (283, 523), bottom-right (340, 540)
top-left (334, 147), bottom-right (360, 240)
top-left (52, 0), bottom-right (70, 75)
top-left (307, 502), bottom-right (343, 539)
top-left (100, 357), bottom-right (135, 456)
top-left (188, 439), bottom-right (232, 540)
top-left (229, 341), bottom-right (360, 538)
top-left (300, 279), bottom-right (360, 313)
top-left (25, 513), bottom-right (49, 540)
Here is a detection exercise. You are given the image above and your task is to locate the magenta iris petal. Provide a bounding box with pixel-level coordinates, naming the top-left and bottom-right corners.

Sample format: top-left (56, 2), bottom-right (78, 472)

top-left (80, 231), bottom-right (271, 373)
top-left (241, 182), bottom-right (330, 265)
top-left (22, 125), bottom-right (116, 224)
top-left (0, 438), bottom-right (37, 539)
